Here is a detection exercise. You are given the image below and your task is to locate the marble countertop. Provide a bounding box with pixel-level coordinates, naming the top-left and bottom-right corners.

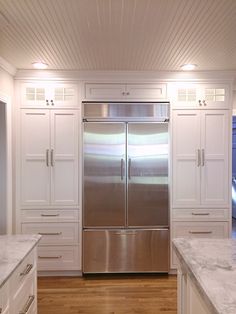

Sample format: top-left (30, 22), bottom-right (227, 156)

top-left (173, 238), bottom-right (236, 314)
top-left (0, 234), bottom-right (41, 288)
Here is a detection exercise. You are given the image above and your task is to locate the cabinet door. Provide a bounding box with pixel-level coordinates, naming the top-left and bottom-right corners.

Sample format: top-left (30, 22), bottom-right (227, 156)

top-left (21, 110), bottom-right (50, 206)
top-left (21, 83), bottom-right (47, 108)
top-left (201, 84), bottom-right (229, 109)
top-left (85, 83), bottom-right (125, 100)
top-left (126, 83), bottom-right (167, 100)
top-left (172, 110), bottom-right (201, 207)
top-left (50, 110), bottom-right (79, 206)
top-left (52, 84), bottom-right (79, 108)
top-left (200, 110), bottom-right (229, 206)
top-left (170, 83), bottom-right (200, 109)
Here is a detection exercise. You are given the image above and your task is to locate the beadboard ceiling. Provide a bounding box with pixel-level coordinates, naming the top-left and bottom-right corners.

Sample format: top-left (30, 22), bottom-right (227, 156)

top-left (0, 0), bottom-right (236, 71)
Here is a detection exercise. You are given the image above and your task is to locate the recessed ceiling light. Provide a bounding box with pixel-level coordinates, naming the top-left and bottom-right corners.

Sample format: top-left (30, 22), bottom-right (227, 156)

top-left (32, 62), bottom-right (48, 69)
top-left (180, 64), bottom-right (197, 71)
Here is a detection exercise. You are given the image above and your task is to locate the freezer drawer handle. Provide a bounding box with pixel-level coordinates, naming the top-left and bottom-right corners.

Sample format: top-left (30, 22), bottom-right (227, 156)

top-left (192, 212), bottom-right (210, 216)
top-left (19, 295), bottom-right (35, 314)
top-left (38, 232), bottom-right (62, 235)
top-left (38, 255), bottom-right (62, 259)
top-left (189, 231), bottom-right (212, 234)
top-left (41, 214), bottom-right (60, 217)
top-left (114, 231), bottom-right (136, 235)
top-left (128, 158), bottom-right (131, 179)
top-left (121, 158), bottom-right (124, 180)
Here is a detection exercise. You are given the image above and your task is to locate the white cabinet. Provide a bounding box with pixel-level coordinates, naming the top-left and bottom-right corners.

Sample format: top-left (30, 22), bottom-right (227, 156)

top-left (172, 109), bottom-right (229, 208)
top-left (20, 109), bottom-right (79, 208)
top-left (84, 83), bottom-right (167, 100)
top-left (170, 83), bottom-right (230, 109)
top-left (20, 82), bottom-right (79, 108)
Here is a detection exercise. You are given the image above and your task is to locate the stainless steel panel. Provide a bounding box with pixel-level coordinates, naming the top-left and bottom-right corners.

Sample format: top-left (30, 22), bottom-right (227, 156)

top-left (83, 102), bottom-right (169, 121)
top-left (83, 229), bottom-right (169, 273)
top-left (83, 122), bottom-right (126, 227)
top-left (127, 123), bottom-right (169, 227)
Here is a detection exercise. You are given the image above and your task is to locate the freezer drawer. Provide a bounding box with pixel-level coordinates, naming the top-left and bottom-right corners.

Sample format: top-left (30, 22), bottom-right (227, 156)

top-left (83, 229), bottom-right (169, 273)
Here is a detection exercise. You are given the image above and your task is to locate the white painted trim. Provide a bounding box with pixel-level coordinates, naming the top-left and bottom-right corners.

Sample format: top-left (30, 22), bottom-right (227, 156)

top-left (0, 56), bottom-right (16, 76)
top-left (0, 92), bottom-right (12, 234)
top-left (233, 109), bottom-right (236, 116)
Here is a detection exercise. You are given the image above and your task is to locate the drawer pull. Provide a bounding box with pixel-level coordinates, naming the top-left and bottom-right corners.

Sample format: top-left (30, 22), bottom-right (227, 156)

top-left (20, 263), bottom-right (33, 276)
top-left (192, 212), bottom-right (210, 216)
top-left (41, 214), bottom-right (60, 217)
top-left (38, 255), bottom-right (62, 259)
top-left (19, 295), bottom-right (35, 314)
top-left (38, 232), bottom-right (62, 235)
top-left (189, 231), bottom-right (212, 234)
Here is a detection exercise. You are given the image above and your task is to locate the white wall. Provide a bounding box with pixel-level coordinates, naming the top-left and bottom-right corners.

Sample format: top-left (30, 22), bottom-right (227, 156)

top-left (0, 103), bottom-right (6, 234)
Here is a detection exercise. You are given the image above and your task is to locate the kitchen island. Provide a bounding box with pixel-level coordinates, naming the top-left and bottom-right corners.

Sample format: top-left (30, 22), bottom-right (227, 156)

top-left (173, 238), bottom-right (236, 314)
top-left (0, 234), bottom-right (41, 314)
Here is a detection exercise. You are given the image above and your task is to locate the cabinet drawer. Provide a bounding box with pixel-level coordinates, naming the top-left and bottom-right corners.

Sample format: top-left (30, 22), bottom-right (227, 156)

top-left (0, 282), bottom-right (9, 313)
top-left (21, 209), bottom-right (79, 223)
top-left (171, 222), bottom-right (229, 268)
top-left (21, 223), bottom-right (79, 245)
top-left (10, 249), bottom-right (36, 295)
top-left (172, 208), bottom-right (229, 221)
top-left (37, 245), bottom-right (80, 271)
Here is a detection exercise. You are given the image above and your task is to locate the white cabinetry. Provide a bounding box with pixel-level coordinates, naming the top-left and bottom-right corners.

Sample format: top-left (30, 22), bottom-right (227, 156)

top-left (20, 109), bottom-right (79, 207)
top-left (172, 109), bottom-right (229, 208)
top-left (170, 83), bottom-right (229, 109)
top-left (0, 248), bottom-right (37, 314)
top-left (84, 83), bottom-right (167, 100)
top-left (20, 82), bottom-right (79, 108)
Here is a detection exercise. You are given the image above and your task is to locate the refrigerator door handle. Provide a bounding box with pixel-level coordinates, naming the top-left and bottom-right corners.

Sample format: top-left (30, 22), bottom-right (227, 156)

top-left (128, 158), bottom-right (131, 180)
top-left (121, 158), bottom-right (124, 180)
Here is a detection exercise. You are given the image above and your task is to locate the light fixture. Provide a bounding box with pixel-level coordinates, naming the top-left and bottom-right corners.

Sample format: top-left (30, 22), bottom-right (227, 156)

top-left (180, 64), bottom-right (197, 71)
top-left (32, 61), bottom-right (48, 69)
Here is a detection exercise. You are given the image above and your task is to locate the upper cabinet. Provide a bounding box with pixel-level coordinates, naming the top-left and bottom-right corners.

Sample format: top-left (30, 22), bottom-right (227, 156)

top-left (170, 83), bottom-right (230, 109)
top-left (20, 82), bottom-right (79, 108)
top-left (84, 83), bottom-right (167, 100)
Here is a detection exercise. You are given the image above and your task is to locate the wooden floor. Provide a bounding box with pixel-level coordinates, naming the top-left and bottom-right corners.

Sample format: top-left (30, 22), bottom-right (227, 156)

top-left (38, 275), bottom-right (177, 314)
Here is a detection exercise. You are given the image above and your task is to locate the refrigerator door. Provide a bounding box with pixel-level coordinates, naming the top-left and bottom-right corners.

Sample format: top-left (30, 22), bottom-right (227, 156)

top-left (83, 122), bottom-right (126, 227)
top-left (127, 123), bottom-right (169, 227)
top-left (83, 229), bottom-right (169, 273)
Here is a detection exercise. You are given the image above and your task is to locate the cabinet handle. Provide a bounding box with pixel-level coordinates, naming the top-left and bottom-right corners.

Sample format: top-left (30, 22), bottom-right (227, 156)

top-left (189, 231), bottom-right (212, 234)
top-left (38, 255), bottom-right (62, 259)
top-left (46, 99), bottom-right (49, 106)
top-left (202, 149), bottom-right (205, 166)
top-left (41, 214), bottom-right (59, 217)
top-left (46, 149), bottom-right (49, 167)
top-left (51, 100), bottom-right (54, 106)
top-left (192, 212), bottom-right (210, 216)
top-left (19, 295), bottom-right (35, 314)
top-left (197, 149), bottom-right (201, 167)
top-left (20, 263), bottom-right (33, 276)
top-left (122, 92), bottom-right (126, 96)
top-left (51, 149), bottom-right (54, 166)
top-left (126, 92), bottom-right (130, 96)
top-left (38, 232), bottom-right (62, 235)
top-left (198, 100), bottom-right (202, 106)
top-left (203, 100), bottom-right (207, 106)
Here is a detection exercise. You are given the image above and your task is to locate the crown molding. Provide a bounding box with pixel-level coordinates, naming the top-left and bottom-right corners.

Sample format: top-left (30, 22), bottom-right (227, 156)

top-left (0, 56), bottom-right (16, 76)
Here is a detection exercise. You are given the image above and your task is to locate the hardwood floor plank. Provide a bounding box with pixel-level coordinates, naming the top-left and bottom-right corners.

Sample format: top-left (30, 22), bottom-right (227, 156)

top-left (38, 275), bottom-right (177, 314)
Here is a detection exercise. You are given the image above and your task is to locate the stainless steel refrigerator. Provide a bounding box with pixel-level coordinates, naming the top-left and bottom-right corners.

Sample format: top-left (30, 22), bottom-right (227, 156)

top-left (82, 102), bottom-right (169, 273)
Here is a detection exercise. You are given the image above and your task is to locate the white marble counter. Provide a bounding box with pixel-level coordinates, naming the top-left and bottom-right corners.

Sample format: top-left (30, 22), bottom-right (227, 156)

top-left (0, 234), bottom-right (41, 288)
top-left (173, 238), bottom-right (236, 314)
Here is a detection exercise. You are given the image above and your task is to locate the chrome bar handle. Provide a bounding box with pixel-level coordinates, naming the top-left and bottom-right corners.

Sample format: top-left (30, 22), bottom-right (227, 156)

top-left (46, 149), bottom-right (49, 167)
top-left (202, 149), bottom-right (205, 166)
top-left (51, 149), bottom-right (54, 166)
top-left (128, 158), bottom-right (131, 180)
top-left (38, 232), bottom-right (62, 235)
top-left (38, 255), bottom-right (62, 259)
top-left (192, 212), bottom-right (210, 216)
top-left (19, 295), bottom-right (35, 314)
top-left (121, 158), bottom-right (124, 180)
top-left (197, 149), bottom-right (201, 167)
top-left (20, 264), bottom-right (33, 276)
top-left (189, 231), bottom-right (212, 234)
top-left (41, 214), bottom-right (59, 217)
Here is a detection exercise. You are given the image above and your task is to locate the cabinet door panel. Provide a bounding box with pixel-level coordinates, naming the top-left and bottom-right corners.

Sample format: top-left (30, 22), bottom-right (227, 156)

top-left (50, 110), bottom-right (79, 205)
top-left (52, 84), bottom-right (79, 108)
top-left (126, 84), bottom-right (167, 100)
top-left (21, 83), bottom-right (47, 108)
top-left (85, 83), bottom-right (125, 100)
top-left (172, 111), bottom-right (201, 207)
top-left (21, 110), bottom-right (50, 206)
top-left (201, 111), bottom-right (229, 206)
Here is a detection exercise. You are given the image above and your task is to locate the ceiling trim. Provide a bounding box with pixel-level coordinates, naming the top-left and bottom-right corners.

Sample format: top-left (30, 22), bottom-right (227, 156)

top-left (0, 56), bottom-right (16, 76)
